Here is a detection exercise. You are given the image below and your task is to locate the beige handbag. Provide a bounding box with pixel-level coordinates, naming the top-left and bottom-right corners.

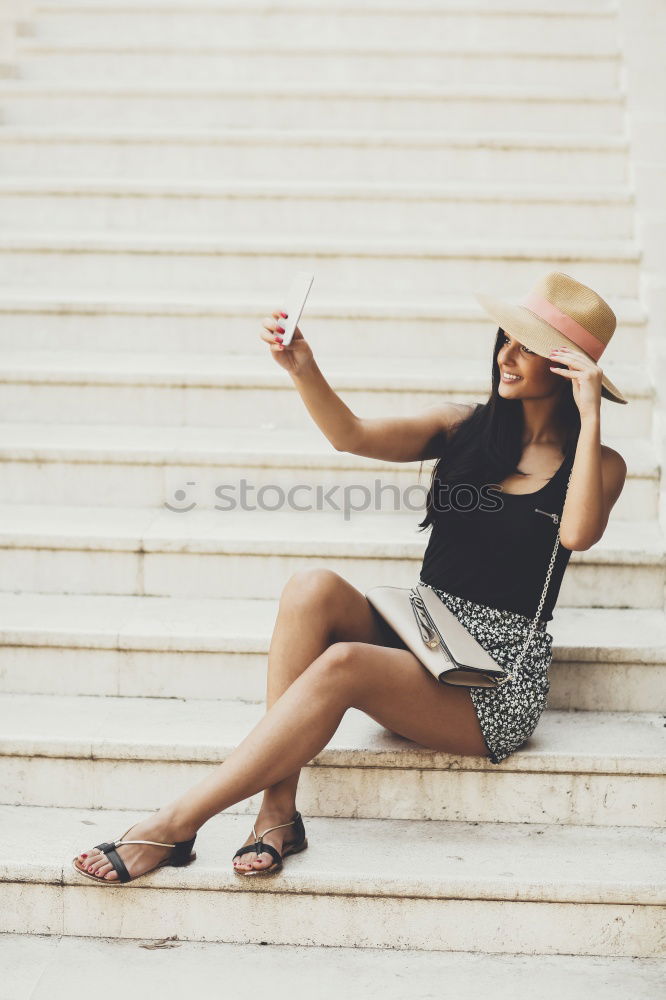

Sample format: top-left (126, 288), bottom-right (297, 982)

top-left (366, 468), bottom-right (572, 688)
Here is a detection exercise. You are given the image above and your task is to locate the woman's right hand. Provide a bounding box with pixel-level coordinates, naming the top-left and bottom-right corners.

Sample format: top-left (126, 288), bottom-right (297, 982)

top-left (260, 309), bottom-right (314, 377)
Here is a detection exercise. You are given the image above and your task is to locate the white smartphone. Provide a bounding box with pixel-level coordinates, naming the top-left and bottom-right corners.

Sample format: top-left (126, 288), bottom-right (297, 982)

top-left (278, 271), bottom-right (314, 346)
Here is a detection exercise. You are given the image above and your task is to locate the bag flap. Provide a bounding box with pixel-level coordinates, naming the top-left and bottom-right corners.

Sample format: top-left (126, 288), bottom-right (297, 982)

top-left (414, 585), bottom-right (502, 673)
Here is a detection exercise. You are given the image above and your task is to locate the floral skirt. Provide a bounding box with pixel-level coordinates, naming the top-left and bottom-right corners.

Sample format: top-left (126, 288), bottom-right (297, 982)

top-left (416, 578), bottom-right (554, 764)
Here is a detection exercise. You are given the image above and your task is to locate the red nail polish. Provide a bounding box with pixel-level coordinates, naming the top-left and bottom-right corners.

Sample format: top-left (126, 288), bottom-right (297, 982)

top-left (81, 853), bottom-right (88, 859)
top-left (280, 312), bottom-right (287, 318)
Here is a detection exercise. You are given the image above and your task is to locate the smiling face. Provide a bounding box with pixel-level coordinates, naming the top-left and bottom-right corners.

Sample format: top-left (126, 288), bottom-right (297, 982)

top-left (496, 330), bottom-right (565, 400)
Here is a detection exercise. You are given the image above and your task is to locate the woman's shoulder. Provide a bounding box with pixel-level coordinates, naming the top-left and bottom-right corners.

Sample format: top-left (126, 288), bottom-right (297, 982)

top-left (600, 443), bottom-right (627, 469)
top-left (600, 444), bottom-right (628, 499)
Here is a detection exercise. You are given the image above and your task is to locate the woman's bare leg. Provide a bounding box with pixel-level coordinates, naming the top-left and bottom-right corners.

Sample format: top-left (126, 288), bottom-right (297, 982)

top-left (232, 568), bottom-right (401, 870)
top-left (77, 568), bottom-right (391, 879)
top-left (76, 627), bottom-right (487, 881)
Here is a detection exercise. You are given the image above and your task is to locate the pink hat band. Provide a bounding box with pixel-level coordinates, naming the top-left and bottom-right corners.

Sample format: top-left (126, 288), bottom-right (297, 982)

top-left (520, 291), bottom-right (605, 361)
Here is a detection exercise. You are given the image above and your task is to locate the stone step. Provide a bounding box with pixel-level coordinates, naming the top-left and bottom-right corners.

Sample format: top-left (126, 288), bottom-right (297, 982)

top-left (0, 503), bottom-right (662, 603)
top-left (0, 232), bottom-right (641, 298)
top-left (28, 2), bottom-right (620, 52)
top-left (1, 594), bottom-right (664, 713)
top-left (13, 39), bottom-right (622, 89)
top-left (0, 351), bottom-right (651, 437)
top-left (29, 0), bottom-right (618, 13)
top-left (0, 692), bottom-right (663, 827)
top-left (0, 126), bottom-right (631, 184)
top-left (2, 933), bottom-right (663, 1000)
top-left (0, 177), bottom-right (636, 240)
top-left (0, 290), bottom-right (650, 362)
top-left (0, 80), bottom-right (625, 132)
top-left (1, 804), bottom-right (663, 956)
top-left (0, 422), bottom-right (656, 522)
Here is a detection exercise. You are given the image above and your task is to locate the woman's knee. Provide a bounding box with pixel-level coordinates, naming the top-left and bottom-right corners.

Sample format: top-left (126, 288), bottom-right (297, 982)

top-left (308, 641), bottom-right (365, 693)
top-left (279, 568), bottom-right (345, 609)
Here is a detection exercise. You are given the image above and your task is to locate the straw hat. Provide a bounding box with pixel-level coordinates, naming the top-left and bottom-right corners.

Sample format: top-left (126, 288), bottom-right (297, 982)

top-left (474, 271), bottom-right (627, 405)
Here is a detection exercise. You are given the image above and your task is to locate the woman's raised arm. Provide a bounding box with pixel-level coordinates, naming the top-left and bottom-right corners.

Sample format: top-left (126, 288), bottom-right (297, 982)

top-left (259, 308), bottom-right (474, 462)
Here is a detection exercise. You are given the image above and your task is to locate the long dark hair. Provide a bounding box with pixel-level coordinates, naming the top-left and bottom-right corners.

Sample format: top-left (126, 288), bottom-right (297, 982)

top-left (415, 327), bottom-right (581, 533)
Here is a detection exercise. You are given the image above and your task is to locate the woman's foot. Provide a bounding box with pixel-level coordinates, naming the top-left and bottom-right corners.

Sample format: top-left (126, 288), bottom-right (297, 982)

top-left (73, 809), bottom-right (198, 882)
top-left (232, 805), bottom-right (299, 872)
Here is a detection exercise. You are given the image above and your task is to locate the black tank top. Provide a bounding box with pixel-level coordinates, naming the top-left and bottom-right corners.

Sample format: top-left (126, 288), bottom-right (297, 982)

top-left (419, 443), bottom-right (575, 623)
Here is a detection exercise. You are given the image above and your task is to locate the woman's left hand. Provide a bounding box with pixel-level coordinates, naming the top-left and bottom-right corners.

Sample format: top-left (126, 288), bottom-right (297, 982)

top-left (548, 347), bottom-right (603, 418)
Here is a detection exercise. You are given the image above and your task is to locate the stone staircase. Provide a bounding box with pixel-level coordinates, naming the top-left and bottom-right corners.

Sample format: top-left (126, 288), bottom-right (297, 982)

top-left (0, 0), bottom-right (664, 991)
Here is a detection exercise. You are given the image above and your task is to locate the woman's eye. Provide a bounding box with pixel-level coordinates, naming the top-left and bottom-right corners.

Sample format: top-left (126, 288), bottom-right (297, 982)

top-left (502, 336), bottom-right (532, 354)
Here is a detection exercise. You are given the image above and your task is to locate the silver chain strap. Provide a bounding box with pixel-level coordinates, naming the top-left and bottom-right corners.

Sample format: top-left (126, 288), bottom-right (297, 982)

top-left (502, 465), bottom-right (574, 684)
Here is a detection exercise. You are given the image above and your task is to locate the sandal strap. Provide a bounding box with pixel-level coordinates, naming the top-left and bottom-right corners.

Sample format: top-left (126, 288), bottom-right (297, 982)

top-left (91, 836), bottom-right (183, 882)
top-left (233, 842), bottom-right (261, 860)
top-left (93, 841), bottom-right (132, 883)
top-left (115, 838), bottom-right (176, 849)
top-left (254, 841), bottom-right (282, 867)
top-left (256, 817), bottom-right (296, 839)
top-left (233, 814), bottom-right (306, 867)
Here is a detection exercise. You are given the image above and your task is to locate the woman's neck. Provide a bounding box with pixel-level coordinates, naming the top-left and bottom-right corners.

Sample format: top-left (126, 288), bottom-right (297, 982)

top-left (520, 398), bottom-right (568, 449)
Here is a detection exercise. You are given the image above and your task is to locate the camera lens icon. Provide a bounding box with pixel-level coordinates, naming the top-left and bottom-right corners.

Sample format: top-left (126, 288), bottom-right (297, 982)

top-left (164, 481), bottom-right (198, 512)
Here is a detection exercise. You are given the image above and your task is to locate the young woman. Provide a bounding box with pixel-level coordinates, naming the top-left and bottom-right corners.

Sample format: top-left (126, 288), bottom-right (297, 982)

top-left (72, 271), bottom-right (627, 884)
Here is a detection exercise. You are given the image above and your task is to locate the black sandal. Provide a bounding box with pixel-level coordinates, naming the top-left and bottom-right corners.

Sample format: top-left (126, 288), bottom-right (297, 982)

top-left (72, 823), bottom-right (197, 885)
top-left (232, 810), bottom-right (307, 878)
